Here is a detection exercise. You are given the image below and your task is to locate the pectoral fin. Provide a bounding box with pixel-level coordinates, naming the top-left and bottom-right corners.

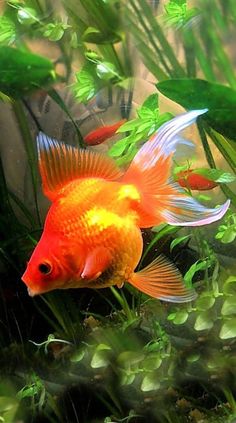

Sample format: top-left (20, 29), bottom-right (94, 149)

top-left (81, 247), bottom-right (112, 280)
top-left (128, 255), bottom-right (197, 303)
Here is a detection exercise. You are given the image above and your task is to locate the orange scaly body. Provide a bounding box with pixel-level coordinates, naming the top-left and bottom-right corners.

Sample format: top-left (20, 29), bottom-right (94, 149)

top-left (22, 110), bottom-right (229, 302)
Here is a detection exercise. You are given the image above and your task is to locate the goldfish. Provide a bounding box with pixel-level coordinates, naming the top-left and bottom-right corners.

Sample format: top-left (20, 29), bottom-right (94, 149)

top-left (84, 119), bottom-right (126, 146)
top-left (22, 109), bottom-right (230, 302)
top-left (177, 169), bottom-right (218, 190)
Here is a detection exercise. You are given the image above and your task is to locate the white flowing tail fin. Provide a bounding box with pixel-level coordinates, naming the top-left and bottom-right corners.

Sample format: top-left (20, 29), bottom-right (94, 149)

top-left (121, 109), bottom-right (230, 228)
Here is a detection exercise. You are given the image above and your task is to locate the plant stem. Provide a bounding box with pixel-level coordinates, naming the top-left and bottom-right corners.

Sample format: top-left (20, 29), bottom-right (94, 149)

top-left (204, 126), bottom-right (236, 174)
top-left (197, 121), bottom-right (216, 168)
top-left (128, 0), bottom-right (172, 76)
top-left (12, 100), bottom-right (41, 226)
top-left (139, 225), bottom-right (179, 269)
top-left (197, 122), bottom-right (236, 207)
top-left (110, 286), bottom-right (133, 322)
top-left (136, 0), bottom-right (186, 77)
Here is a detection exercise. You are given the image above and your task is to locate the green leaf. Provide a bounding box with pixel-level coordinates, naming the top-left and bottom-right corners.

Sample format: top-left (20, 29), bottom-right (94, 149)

top-left (196, 294), bottom-right (215, 311)
top-left (43, 22), bottom-right (68, 41)
top-left (17, 7), bottom-right (37, 25)
top-left (0, 16), bottom-right (16, 44)
top-left (0, 91), bottom-right (11, 102)
top-left (187, 353), bottom-right (200, 363)
top-left (221, 297), bottom-right (236, 316)
top-left (219, 317), bottom-right (236, 339)
top-left (194, 311), bottom-right (214, 331)
top-left (120, 371), bottom-right (135, 386)
top-left (221, 227), bottom-right (236, 243)
top-left (116, 119), bottom-right (140, 133)
top-left (141, 374), bottom-right (160, 392)
top-left (73, 66), bottom-right (98, 102)
top-left (0, 46), bottom-right (56, 98)
top-left (157, 79), bottom-right (236, 140)
top-left (82, 27), bottom-right (121, 44)
top-left (70, 349), bottom-right (85, 363)
top-left (143, 354), bottom-right (162, 371)
top-left (108, 136), bottom-right (132, 157)
top-left (96, 61), bottom-right (120, 81)
top-left (136, 120), bottom-right (155, 133)
top-left (184, 260), bottom-right (209, 288)
top-left (117, 351), bottom-right (144, 368)
top-left (156, 112), bottom-right (174, 127)
top-left (137, 107), bottom-right (156, 120)
top-left (223, 276), bottom-right (236, 295)
top-left (170, 234), bottom-right (191, 252)
top-left (195, 168), bottom-right (236, 183)
top-left (90, 344), bottom-right (111, 368)
top-left (142, 93), bottom-right (159, 110)
top-left (172, 310), bottom-right (189, 325)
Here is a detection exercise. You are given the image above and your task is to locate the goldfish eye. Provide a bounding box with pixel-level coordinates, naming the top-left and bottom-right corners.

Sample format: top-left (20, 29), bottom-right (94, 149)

top-left (38, 262), bottom-right (52, 275)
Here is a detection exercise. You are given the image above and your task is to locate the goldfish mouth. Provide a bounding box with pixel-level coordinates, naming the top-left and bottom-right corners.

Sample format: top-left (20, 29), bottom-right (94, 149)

top-left (21, 273), bottom-right (42, 297)
top-left (27, 287), bottom-right (37, 297)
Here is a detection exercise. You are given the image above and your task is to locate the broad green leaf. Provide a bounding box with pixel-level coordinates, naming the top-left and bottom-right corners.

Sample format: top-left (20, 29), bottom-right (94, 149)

top-left (0, 46), bottom-right (56, 98)
top-left (223, 276), bottom-right (236, 295)
top-left (96, 61), bottom-right (120, 80)
top-left (219, 317), bottom-right (236, 339)
top-left (221, 227), bottom-right (236, 244)
top-left (157, 79), bottom-right (236, 140)
top-left (170, 234), bottom-right (191, 252)
top-left (70, 349), bottom-right (85, 363)
top-left (195, 168), bottom-right (236, 183)
top-left (196, 294), bottom-right (215, 311)
top-left (194, 311), bottom-right (214, 331)
top-left (17, 7), bottom-right (37, 25)
top-left (90, 344), bottom-right (111, 369)
top-left (221, 297), bottom-right (236, 316)
top-left (172, 310), bottom-right (189, 325)
top-left (143, 354), bottom-right (162, 371)
top-left (141, 374), bottom-right (160, 392)
top-left (120, 371), bottom-right (135, 386)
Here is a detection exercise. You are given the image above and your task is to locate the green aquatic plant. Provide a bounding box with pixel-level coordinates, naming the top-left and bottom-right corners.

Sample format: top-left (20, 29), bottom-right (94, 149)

top-left (108, 93), bottom-right (173, 165)
top-left (215, 209), bottom-right (236, 244)
top-left (163, 0), bottom-right (199, 29)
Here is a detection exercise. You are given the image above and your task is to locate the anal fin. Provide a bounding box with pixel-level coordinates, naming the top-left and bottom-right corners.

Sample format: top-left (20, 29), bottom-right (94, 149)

top-left (128, 255), bottom-right (197, 303)
top-left (81, 247), bottom-right (112, 280)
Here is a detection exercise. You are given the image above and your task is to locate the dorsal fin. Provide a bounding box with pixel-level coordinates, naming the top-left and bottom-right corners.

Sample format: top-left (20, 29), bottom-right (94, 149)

top-left (37, 132), bottom-right (122, 201)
